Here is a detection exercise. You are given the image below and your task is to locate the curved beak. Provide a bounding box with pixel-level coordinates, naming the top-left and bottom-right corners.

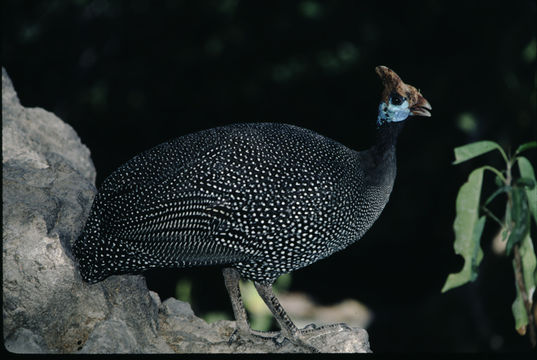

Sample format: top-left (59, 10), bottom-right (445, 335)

top-left (410, 94), bottom-right (432, 117)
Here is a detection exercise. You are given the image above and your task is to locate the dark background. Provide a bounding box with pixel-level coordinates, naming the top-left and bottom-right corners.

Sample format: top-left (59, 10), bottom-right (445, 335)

top-left (3, 0), bottom-right (536, 352)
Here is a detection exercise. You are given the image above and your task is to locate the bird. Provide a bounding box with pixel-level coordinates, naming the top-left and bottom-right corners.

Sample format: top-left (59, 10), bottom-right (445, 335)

top-left (73, 65), bottom-right (431, 348)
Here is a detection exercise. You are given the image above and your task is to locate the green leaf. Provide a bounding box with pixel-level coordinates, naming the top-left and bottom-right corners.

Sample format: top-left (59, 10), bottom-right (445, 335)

top-left (511, 234), bottom-right (537, 335)
top-left (512, 286), bottom-right (528, 335)
top-left (442, 168), bottom-right (486, 292)
top-left (520, 234), bottom-right (536, 303)
top-left (517, 156), bottom-right (537, 226)
top-left (515, 177), bottom-right (536, 189)
top-left (506, 187), bottom-right (531, 256)
top-left (514, 141), bottom-right (537, 156)
top-left (453, 140), bottom-right (507, 165)
top-left (471, 216), bottom-right (486, 277)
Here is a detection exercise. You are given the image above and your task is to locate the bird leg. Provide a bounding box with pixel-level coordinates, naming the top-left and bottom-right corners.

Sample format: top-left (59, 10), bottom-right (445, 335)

top-left (253, 280), bottom-right (322, 352)
top-left (223, 268), bottom-right (319, 352)
top-left (252, 281), bottom-right (299, 338)
top-left (222, 267), bottom-right (250, 336)
top-left (222, 268), bottom-right (279, 342)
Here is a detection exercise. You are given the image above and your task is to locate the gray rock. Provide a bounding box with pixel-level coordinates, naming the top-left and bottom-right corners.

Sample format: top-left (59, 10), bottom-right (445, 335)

top-left (160, 297), bottom-right (195, 318)
top-left (2, 68), bottom-right (95, 185)
top-left (2, 67), bottom-right (371, 353)
top-left (300, 324), bottom-right (371, 353)
top-left (4, 328), bottom-right (50, 354)
top-left (79, 319), bottom-right (140, 353)
top-left (2, 68), bottom-right (159, 353)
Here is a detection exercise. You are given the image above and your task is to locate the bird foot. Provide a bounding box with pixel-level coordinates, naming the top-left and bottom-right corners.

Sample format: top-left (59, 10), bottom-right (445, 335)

top-left (228, 322), bottom-right (352, 352)
top-left (227, 326), bottom-right (319, 352)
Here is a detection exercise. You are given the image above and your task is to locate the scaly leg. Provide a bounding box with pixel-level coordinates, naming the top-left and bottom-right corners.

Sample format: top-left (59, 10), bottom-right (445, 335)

top-left (222, 267), bottom-right (249, 335)
top-left (222, 268), bottom-right (279, 341)
top-left (223, 268), bottom-right (319, 352)
top-left (253, 280), bottom-right (321, 351)
top-left (253, 280), bottom-right (299, 338)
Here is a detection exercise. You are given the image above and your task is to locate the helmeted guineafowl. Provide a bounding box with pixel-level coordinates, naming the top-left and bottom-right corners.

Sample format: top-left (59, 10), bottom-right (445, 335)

top-left (73, 66), bottom-right (431, 348)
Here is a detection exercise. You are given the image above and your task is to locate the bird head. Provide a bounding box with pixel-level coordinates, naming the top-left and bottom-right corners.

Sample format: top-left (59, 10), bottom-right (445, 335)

top-left (375, 65), bottom-right (432, 127)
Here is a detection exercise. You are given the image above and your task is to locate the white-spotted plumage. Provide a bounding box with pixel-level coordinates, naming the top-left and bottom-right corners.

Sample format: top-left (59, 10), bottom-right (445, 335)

top-left (73, 122), bottom-right (392, 284)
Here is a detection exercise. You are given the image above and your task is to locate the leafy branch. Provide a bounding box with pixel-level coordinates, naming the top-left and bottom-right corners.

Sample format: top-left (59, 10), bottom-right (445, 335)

top-left (441, 140), bottom-right (537, 348)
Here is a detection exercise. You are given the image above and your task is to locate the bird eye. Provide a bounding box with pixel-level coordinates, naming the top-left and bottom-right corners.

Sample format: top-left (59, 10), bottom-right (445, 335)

top-left (390, 93), bottom-right (405, 106)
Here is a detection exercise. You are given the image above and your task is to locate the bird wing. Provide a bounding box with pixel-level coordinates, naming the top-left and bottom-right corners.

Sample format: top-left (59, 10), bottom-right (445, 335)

top-left (93, 146), bottom-right (259, 267)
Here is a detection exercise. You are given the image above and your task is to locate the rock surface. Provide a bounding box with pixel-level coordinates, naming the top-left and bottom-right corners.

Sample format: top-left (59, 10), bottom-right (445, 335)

top-left (2, 67), bottom-right (371, 353)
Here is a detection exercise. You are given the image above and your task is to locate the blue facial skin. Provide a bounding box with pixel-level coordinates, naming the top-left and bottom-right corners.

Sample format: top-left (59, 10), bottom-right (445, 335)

top-left (376, 98), bottom-right (411, 127)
